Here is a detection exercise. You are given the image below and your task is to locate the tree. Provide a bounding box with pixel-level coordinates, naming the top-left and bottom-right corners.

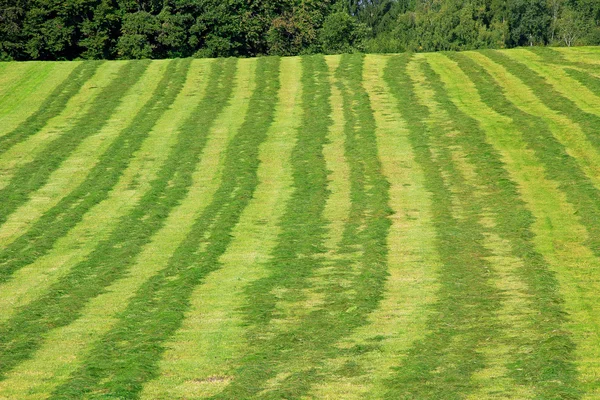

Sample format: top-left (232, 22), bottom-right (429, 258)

top-left (508, 0), bottom-right (551, 46)
top-left (558, 7), bottom-right (587, 46)
top-left (320, 11), bottom-right (368, 53)
top-left (116, 11), bottom-right (158, 58)
top-left (267, 8), bottom-right (317, 56)
top-left (0, 0), bottom-right (27, 60)
top-left (548, 0), bottom-right (564, 41)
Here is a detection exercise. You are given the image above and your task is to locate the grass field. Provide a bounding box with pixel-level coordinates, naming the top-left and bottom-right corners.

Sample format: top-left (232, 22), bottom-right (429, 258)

top-left (1, 47), bottom-right (600, 399)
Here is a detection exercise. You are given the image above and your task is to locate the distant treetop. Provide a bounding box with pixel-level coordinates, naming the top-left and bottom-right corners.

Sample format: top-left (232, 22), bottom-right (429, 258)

top-left (0, 0), bottom-right (598, 61)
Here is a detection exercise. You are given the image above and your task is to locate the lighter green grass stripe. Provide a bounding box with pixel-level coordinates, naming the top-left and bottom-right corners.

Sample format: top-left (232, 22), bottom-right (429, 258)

top-left (426, 52), bottom-right (537, 398)
top-left (554, 47), bottom-right (600, 65)
top-left (137, 58), bottom-right (256, 400)
top-left (0, 62), bottom-right (32, 93)
top-left (0, 61), bottom-right (166, 249)
top-left (0, 62), bottom-right (47, 105)
top-left (322, 55), bottom-right (351, 251)
top-left (313, 54), bottom-right (441, 399)
top-left (508, 49), bottom-right (600, 117)
top-left (0, 63), bottom-right (76, 137)
top-left (258, 56), bottom-right (351, 396)
top-left (0, 62), bottom-right (120, 191)
top-left (433, 51), bottom-right (600, 400)
top-left (0, 60), bottom-right (211, 326)
top-left (140, 56), bottom-right (299, 400)
top-left (264, 56), bottom-right (349, 330)
top-left (0, 58), bottom-right (235, 400)
top-left (465, 51), bottom-right (600, 192)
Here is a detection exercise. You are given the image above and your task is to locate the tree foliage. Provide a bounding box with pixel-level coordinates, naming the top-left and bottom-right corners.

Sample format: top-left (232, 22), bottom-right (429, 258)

top-left (0, 0), bottom-right (597, 60)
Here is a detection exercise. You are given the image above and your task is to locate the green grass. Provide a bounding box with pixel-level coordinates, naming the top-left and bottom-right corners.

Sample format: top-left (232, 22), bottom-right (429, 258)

top-left (0, 62), bottom-right (98, 154)
top-left (1, 48), bottom-right (600, 399)
top-left (49, 56), bottom-right (280, 399)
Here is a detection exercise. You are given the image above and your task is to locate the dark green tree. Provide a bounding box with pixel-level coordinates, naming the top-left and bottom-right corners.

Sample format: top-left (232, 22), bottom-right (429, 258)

top-left (508, 0), bottom-right (552, 46)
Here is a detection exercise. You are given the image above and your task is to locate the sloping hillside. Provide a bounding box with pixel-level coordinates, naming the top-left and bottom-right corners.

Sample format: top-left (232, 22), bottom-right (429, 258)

top-left (0, 47), bottom-right (600, 399)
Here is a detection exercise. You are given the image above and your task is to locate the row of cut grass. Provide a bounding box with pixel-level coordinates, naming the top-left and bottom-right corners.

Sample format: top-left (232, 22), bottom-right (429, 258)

top-left (381, 54), bottom-right (505, 399)
top-left (465, 51), bottom-right (600, 193)
top-left (0, 60), bottom-right (146, 228)
top-left (0, 62), bottom-right (97, 153)
top-left (313, 54), bottom-right (440, 399)
top-left (427, 51), bottom-right (577, 399)
top-left (322, 55), bottom-right (352, 251)
top-left (216, 54), bottom-right (392, 399)
top-left (483, 50), bottom-right (600, 259)
top-left (0, 60), bottom-right (208, 327)
top-left (210, 55), bottom-right (332, 399)
top-left (49, 57), bottom-right (279, 399)
top-left (0, 61), bottom-right (167, 250)
top-left (0, 59), bottom-right (235, 400)
top-left (456, 50), bottom-right (600, 397)
top-left (0, 60), bottom-right (192, 286)
top-left (0, 58), bottom-right (195, 379)
top-left (140, 56), bottom-right (298, 399)
top-left (0, 63), bottom-right (76, 138)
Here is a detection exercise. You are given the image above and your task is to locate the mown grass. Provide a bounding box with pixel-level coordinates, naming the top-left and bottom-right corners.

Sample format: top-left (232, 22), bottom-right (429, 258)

top-left (0, 48), bottom-right (599, 399)
top-left (0, 61), bottom-right (166, 249)
top-left (132, 58), bottom-right (257, 399)
top-left (507, 49), bottom-right (600, 121)
top-left (0, 61), bottom-right (211, 399)
top-left (458, 50), bottom-right (600, 396)
top-left (468, 51), bottom-right (600, 196)
top-left (430, 52), bottom-right (580, 399)
top-left (0, 63), bottom-right (75, 138)
top-left (381, 54), bottom-right (508, 400)
top-left (314, 54), bottom-right (441, 399)
top-left (488, 51), bottom-right (600, 161)
top-left (483, 50), bottom-right (600, 259)
top-left (0, 62), bottom-right (98, 154)
top-left (0, 60), bottom-right (191, 285)
top-left (0, 60), bottom-right (205, 327)
top-left (0, 58), bottom-right (196, 378)
top-left (48, 56), bottom-right (280, 399)
top-left (212, 53), bottom-right (392, 399)
top-left (0, 61), bottom-right (146, 228)
top-left (209, 55), bottom-right (332, 399)
top-left (140, 56), bottom-right (299, 400)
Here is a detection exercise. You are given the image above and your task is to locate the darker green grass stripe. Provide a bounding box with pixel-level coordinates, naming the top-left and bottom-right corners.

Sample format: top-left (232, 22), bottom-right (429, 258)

top-left (564, 67), bottom-right (600, 98)
top-left (451, 51), bottom-right (590, 397)
top-left (0, 58), bottom-right (229, 380)
top-left (381, 55), bottom-right (505, 400)
top-left (526, 47), bottom-right (600, 100)
top-left (213, 54), bottom-right (393, 399)
top-left (437, 52), bottom-right (579, 399)
top-left (486, 50), bottom-right (600, 156)
top-left (528, 47), bottom-right (600, 73)
top-left (207, 54), bottom-right (332, 399)
top-left (483, 49), bottom-right (600, 258)
top-left (0, 61), bottom-right (100, 155)
top-left (0, 60), bottom-right (146, 228)
top-left (49, 56), bottom-right (280, 400)
top-left (0, 60), bottom-right (184, 284)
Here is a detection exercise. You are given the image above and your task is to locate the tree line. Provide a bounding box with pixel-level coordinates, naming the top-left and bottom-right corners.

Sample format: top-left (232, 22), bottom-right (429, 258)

top-left (1, 0), bottom-right (599, 61)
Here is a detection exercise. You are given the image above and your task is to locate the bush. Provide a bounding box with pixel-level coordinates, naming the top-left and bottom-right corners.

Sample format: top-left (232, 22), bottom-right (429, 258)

top-left (320, 12), bottom-right (368, 54)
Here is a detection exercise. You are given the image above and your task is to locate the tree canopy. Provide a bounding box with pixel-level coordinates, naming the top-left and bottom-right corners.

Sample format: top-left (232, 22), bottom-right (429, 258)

top-left (0, 0), bottom-right (598, 60)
